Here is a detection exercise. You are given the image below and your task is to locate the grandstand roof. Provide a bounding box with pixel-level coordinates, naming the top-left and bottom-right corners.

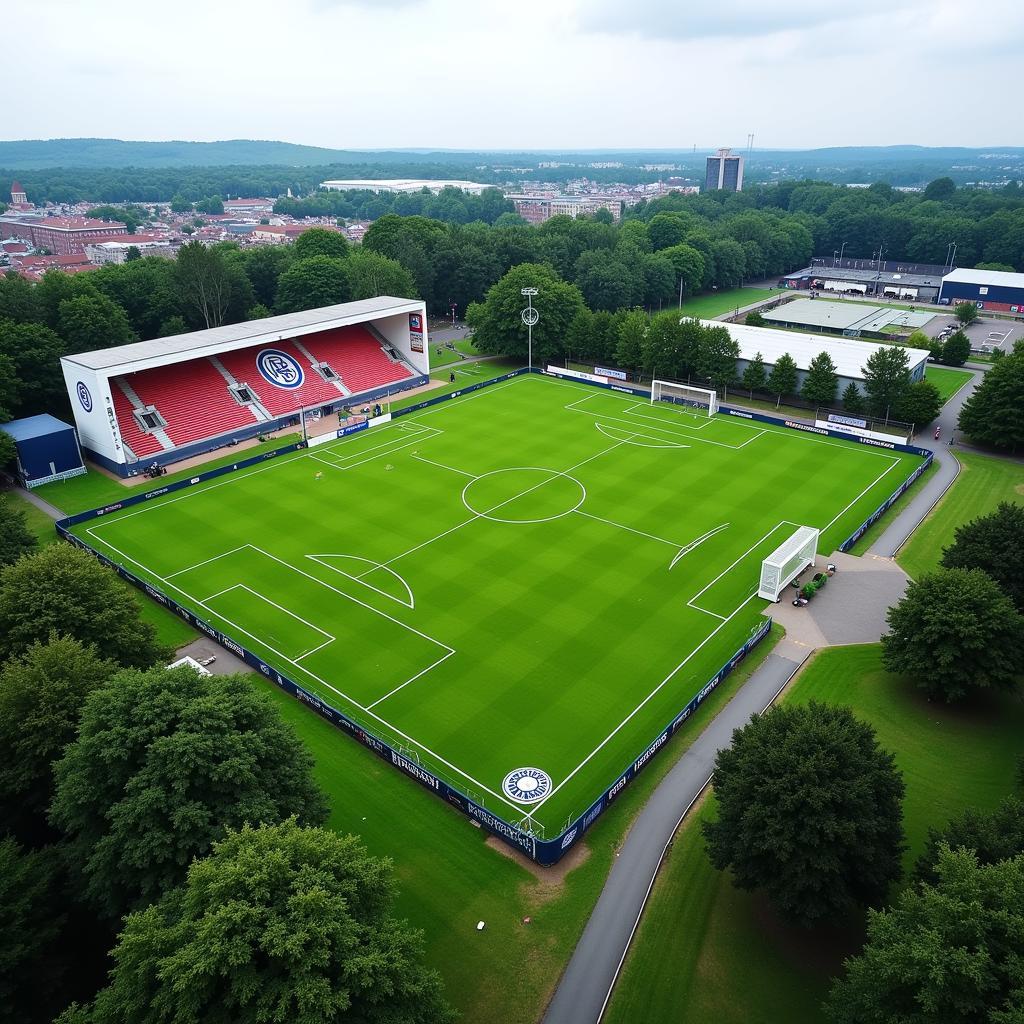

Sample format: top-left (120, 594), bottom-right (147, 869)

top-left (62, 296), bottom-right (423, 376)
top-left (704, 320), bottom-right (931, 380)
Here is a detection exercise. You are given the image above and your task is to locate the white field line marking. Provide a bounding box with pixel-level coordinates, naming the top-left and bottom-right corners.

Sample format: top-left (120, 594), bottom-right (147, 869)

top-left (166, 545), bottom-right (251, 580)
top-left (367, 649), bottom-right (457, 709)
top-left (821, 458), bottom-right (902, 532)
top-left (365, 438), bottom-right (628, 576)
top-left (530, 591), bottom-right (760, 814)
top-left (315, 430), bottom-right (444, 472)
top-left (574, 509), bottom-right (684, 549)
top-left (411, 454), bottom-right (478, 478)
top-left (669, 524), bottom-right (731, 570)
top-left (306, 555), bottom-right (415, 609)
top-left (623, 401), bottom-right (716, 430)
top-left (568, 406), bottom-right (741, 450)
top-left (594, 422), bottom-right (690, 449)
top-left (201, 584), bottom-right (244, 602)
top-left (83, 531), bottom-right (525, 816)
top-left (317, 423), bottom-right (441, 463)
top-left (687, 520), bottom-right (798, 612)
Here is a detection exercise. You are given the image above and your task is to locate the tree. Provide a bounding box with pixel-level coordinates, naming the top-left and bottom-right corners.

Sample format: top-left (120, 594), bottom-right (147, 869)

top-left (744, 310), bottom-right (766, 327)
top-left (659, 243), bottom-right (706, 298)
top-left (703, 701), bottom-right (904, 926)
top-left (57, 293), bottom-right (134, 353)
top-left (923, 176), bottom-right (957, 201)
top-left (0, 430), bottom-right (14, 469)
top-left (50, 667), bottom-right (329, 921)
top-left (913, 797), bottom-right (1024, 886)
top-left (73, 819), bottom-right (455, 1024)
top-left (801, 350), bottom-right (839, 406)
top-left (0, 635), bottom-right (116, 842)
top-left (695, 324), bottom-right (739, 391)
top-left (958, 351), bottom-right (1024, 452)
top-left (766, 353), bottom-right (799, 406)
top-left (242, 244), bottom-right (292, 308)
top-left (0, 495), bottom-right (36, 567)
top-left (0, 544), bottom-right (166, 667)
top-left (615, 309), bottom-right (647, 373)
top-left (346, 248), bottom-right (417, 300)
top-left (173, 241), bottom-right (252, 330)
top-left (842, 381), bottom-right (865, 413)
top-left (466, 263), bottom-right (584, 365)
top-left (882, 568), bottom-right (1024, 702)
top-left (826, 848), bottom-right (1024, 1024)
top-left (194, 195), bottom-right (224, 215)
top-left (293, 226), bottom-right (349, 261)
top-left (741, 351), bottom-right (767, 396)
top-left (169, 194), bottom-right (192, 213)
top-left (941, 502), bottom-right (1024, 611)
top-left (893, 379), bottom-right (941, 427)
top-left (275, 255), bottom-right (351, 313)
top-left (862, 345), bottom-right (912, 419)
top-left (954, 301), bottom-right (980, 326)
top-left (941, 329), bottom-right (971, 366)
top-left (246, 302), bottom-right (272, 321)
top-left (0, 320), bottom-right (71, 415)
top-left (0, 839), bottom-right (65, 1024)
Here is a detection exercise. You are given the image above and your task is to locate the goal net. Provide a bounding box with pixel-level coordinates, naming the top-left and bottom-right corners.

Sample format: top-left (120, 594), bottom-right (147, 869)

top-left (758, 526), bottom-right (820, 602)
top-left (651, 380), bottom-right (718, 417)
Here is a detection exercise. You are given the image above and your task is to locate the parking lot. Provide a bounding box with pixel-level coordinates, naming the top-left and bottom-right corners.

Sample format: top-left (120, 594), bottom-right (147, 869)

top-left (925, 314), bottom-right (1018, 354)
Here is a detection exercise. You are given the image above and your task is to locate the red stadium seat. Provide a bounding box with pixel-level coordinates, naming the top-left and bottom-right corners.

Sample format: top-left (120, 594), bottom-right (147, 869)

top-left (299, 326), bottom-right (415, 394)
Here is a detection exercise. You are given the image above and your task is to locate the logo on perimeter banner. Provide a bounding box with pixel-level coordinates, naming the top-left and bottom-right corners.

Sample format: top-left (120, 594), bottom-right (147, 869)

top-left (256, 349), bottom-right (304, 389)
top-left (409, 312), bottom-right (425, 352)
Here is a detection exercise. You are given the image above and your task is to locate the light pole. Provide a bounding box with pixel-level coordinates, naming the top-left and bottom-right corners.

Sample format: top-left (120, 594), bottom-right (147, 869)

top-left (839, 241), bottom-right (848, 266)
top-left (521, 287), bottom-right (539, 369)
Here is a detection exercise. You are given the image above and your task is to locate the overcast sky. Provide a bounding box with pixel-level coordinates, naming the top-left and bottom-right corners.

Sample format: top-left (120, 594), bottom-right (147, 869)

top-left (7, 0), bottom-right (1022, 150)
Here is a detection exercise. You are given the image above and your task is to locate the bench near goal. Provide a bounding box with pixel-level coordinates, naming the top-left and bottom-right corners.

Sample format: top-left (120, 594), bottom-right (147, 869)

top-left (651, 380), bottom-right (718, 416)
top-left (758, 526), bottom-right (820, 602)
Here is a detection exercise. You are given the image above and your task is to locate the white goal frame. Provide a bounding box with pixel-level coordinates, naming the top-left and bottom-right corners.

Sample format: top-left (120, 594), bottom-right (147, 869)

top-left (651, 380), bottom-right (718, 416)
top-left (758, 526), bottom-right (820, 602)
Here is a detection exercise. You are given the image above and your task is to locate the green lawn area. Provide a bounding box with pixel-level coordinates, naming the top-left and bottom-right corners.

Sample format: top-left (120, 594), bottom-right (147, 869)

top-left (845, 459), bottom-right (938, 556)
top-left (606, 644), bottom-right (1024, 1024)
top-left (924, 366), bottom-right (973, 403)
top-left (428, 336), bottom-right (480, 367)
top-left (897, 449), bottom-right (1024, 579)
top-left (390, 357), bottom-right (519, 411)
top-left (251, 622), bottom-right (783, 1024)
top-left (34, 433), bottom-right (303, 516)
top-left (680, 287), bottom-right (776, 319)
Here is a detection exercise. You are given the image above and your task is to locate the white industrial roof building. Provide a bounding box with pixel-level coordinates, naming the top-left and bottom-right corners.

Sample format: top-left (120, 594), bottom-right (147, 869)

top-left (704, 320), bottom-right (931, 393)
top-left (320, 179), bottom-right (493, 195)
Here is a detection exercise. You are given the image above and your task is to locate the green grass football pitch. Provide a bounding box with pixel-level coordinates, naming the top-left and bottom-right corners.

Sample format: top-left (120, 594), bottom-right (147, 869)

top-left (72, 374), bottom-right (923, 836)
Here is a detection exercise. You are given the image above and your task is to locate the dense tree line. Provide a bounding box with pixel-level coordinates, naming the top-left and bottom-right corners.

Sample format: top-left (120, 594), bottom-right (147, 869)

top-left (0, 539), bottom-right (454, 1023)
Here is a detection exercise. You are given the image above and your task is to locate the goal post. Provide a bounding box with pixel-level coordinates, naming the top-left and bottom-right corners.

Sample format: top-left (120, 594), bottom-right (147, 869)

top-left (758, 526), bottom-right (820, 602)
top-left (651, 380), bottom-right (718, 416)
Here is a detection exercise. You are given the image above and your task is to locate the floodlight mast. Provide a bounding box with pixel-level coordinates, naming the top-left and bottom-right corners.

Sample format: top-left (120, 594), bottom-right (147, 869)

top-left (521, 287), bottom-right (539, 369)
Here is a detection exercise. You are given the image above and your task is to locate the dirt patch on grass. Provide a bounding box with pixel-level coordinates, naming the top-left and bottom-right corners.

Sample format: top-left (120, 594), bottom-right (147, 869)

top-left (484, 834), bottom-right (591, 901)
top-left (1015, 482), bottom-right (1024, 495)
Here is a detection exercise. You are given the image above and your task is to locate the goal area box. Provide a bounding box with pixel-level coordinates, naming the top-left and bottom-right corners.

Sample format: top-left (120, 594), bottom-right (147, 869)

top-left (758, 526), bottom-right (819, 601)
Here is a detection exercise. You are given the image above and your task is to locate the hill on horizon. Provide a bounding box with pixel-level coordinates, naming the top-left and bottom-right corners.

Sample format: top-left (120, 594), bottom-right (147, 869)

top-left (1, 138), bottom-right (1023, 171)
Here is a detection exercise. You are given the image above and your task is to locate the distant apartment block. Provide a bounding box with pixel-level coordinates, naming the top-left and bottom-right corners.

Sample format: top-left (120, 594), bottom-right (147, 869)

top-left (508, 194), bottom-right (622, 224)
top-left (86, 236), bottom-right (173, 265)
top-left (704, 148), bottom-right (744, 192)
top-left (0, 215), bottom-right (128, 254)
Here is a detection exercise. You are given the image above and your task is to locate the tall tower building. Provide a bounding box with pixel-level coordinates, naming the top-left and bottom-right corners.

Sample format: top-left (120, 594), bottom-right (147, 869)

top-left (10, 181), bottom-right (28, 205)
top-left (704, 149), bottom-right (744, 192)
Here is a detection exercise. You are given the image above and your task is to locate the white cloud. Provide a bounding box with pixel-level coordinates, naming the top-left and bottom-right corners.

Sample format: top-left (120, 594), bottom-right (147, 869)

top-left (1, 0), bottom-right (1020, 149)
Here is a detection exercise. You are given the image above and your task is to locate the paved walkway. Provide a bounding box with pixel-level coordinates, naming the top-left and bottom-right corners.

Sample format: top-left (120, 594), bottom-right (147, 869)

top-left (543, 368), bottom-right (994, 1024)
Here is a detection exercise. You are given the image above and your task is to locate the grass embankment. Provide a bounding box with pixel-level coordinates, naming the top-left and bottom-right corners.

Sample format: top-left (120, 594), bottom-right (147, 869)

top-left (428, 336), bottom-right (480, 367)
top-left (605, 644), bottom-right (1024, 1024)
top-left (897, 449), bottom-right (1024, 579)
top-left (923, 366), bottom-right (973, 403)
top-left (251, 622), bottom-right (782, 1024)
top-left (680, 287), bottom-right (776, 319)
top-left (390, 357), bottom-right (519, 411)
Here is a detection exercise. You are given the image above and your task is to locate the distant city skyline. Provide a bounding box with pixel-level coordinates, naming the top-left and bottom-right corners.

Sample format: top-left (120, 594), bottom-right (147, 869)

top-left (6, 0), bottom-right (1022, 149)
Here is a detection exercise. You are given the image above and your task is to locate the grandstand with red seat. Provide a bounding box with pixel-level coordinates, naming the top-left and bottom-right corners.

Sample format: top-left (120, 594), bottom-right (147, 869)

top-left (61, 297), bottom-right (429, 477)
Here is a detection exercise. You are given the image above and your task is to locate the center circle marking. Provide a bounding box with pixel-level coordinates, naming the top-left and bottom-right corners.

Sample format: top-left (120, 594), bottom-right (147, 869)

top-left (462, 467), bottom-right (586, 525)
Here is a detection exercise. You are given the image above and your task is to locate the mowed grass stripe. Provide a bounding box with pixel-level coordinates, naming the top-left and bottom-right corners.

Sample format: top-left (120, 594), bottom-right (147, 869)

top-left (75, 374), bottom-right (923, 832)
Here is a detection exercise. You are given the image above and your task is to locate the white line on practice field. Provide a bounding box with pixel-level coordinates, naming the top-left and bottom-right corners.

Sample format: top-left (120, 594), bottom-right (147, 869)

top-left (594, 422), bottom-right (690, 449)
top-left (574, 509), bottom-right (684, 549)
top-left (410, 454), bottom-right (478, 478)
top-left (530, 590), bottom-right (760, 814)
top-left (821, 458), bottom-right (902, 532)
top-left (167, 545), bottom-right (251, 579)
top-left (367, 649), bottom-right (457, 708)
top-left (669, 524), bottom-right (731, 570)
